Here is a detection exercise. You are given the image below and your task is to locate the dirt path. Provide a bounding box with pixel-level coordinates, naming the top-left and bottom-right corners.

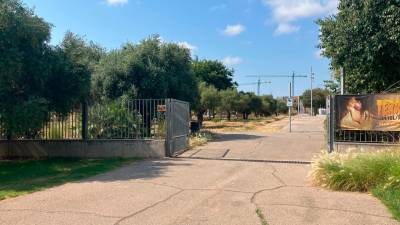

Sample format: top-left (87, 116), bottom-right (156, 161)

top-left (0, 115), bottom-right (397, 225)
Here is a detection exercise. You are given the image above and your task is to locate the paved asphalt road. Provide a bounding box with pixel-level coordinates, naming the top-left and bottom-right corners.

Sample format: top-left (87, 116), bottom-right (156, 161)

top-left (0, 115), bottom-right (398, 225)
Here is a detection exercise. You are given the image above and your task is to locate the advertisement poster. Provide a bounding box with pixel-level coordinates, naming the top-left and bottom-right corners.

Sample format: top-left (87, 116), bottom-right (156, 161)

top-left (335, 94), bottom-right (400, 131)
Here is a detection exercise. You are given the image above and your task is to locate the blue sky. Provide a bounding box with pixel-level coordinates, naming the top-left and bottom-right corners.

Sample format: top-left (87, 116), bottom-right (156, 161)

top-left (24, 0), bottom-right (338, 97)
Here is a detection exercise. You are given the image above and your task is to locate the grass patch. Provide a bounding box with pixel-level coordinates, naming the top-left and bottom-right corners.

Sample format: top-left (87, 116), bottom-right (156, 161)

top-left (255, 208), bottom-right (269, 225)
top-left (0, 158), bottom-right (137, 200)
top-left (310, 150), bottom-right (400, 221)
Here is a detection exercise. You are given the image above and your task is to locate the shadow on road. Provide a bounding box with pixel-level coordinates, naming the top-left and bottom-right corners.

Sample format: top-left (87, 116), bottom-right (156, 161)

top-left (212, 133), bottom-right (264, 142)
top-left (77, 158), bottom-right (193, 183)
top-left (288, 131), bottom-right (323, 134)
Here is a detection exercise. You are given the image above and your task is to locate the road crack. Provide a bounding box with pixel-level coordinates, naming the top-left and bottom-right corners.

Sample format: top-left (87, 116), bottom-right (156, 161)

top-left (0, 208), bottom-right (121, 219)
top-left (113, 190), bottom-right (184, 225)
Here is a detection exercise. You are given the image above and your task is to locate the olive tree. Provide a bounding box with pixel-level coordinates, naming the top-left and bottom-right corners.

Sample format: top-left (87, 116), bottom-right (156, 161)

top-left (0, 0), bottom-right (90, 138)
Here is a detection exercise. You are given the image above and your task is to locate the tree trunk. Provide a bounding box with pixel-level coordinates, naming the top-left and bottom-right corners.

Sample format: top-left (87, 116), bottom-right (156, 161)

top-left (197, 110), bottom-right (204, 127)
top-left (227, 111), bottom-right (231, 121)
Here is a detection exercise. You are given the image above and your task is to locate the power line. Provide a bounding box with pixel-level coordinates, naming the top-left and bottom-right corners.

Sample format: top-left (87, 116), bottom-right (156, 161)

top-left (246, 72), bottom-right (308, 97)
top-left (237, 81), bottom-right (272, 96)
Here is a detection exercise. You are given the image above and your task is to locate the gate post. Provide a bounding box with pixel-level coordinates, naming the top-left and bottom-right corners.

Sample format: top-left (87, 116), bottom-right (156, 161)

top-left (327, 96), bottom-right (335, 153)
top-left (165, 99), bottom-right (172, 157)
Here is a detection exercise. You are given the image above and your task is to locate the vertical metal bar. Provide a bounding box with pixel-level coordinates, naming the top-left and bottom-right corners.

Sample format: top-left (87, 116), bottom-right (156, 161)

top-left (126, 101), bottom-right (129, 139)
top-left (45, 113), bottom-right (48, 140)
top-left (159, 99), bottom-right (162, 139)
top-left (328, 96), bottom-right (335, 153)
top-left (147, 99), bottom-right (149, 138)
top-left (150, 99), bottom-right (153, 138)
top-left (135, 100), bottom-right (138, 139)
top-left (146, 99), bottom-right (149, 138)
top-left (119, 100), bottom-right (122, 139)
top-left (139, 99), bottom-right (142, 138)
top-left (50, 113), bottom-right (53, 139)
top-left (142, 99), bottom-right (145, 138)
top-left (73, 110), bottom-right (76, 139)
top-left (62, 114), bottom-right (64, 139)
top-left (82, 102), bottom-right (88, 140)
top-left (131, 100), bottom-right (134, 138)
top-left (143, 99), bottom-right (146, 139)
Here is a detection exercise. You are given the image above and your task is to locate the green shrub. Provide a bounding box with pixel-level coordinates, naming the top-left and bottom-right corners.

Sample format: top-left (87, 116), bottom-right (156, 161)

top-left (88, 101), bottom-right (142, 139)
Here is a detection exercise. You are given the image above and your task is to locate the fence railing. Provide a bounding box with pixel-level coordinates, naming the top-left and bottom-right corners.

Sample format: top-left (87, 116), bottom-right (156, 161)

top-left (335, 130), bottom-right (400, 144)
top-left (87, 99), bottom-right (166, 140)
top-left (0, 99), bottom-right (167, 140)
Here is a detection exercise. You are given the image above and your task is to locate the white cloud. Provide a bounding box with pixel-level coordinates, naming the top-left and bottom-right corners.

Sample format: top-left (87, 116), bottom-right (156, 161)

top-left (222, 56), bottom-right (243, 66)
top-left (275, 23), bottom-right (300, 35)
top-left (177, 41), bottom-right (198, 52)
top-left (222, 24), bottom-right (246, 36)
top-left (263, 0), bottom-right (338, 35)
top-left (106, 0), bottom-right (128, 6)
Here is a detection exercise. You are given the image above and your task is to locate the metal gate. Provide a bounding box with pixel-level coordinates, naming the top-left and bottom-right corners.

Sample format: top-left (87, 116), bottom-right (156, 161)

top-left (166, 99), bottom-right (190, 156)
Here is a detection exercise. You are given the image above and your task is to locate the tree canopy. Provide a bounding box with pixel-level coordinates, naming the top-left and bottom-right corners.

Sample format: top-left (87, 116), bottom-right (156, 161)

top-left (301, 88), bottom-right (329, 113)
top-left (192, 59), bottom-right (236, 90)
top-left (92, 36), bottom-right (198, 104)
top-left (0, 0), bottom-right (292, 137)
top-left (318, 0), bottom-right (400, 93)
top-left (0, 0), bottom-right (90, 138)
top-left (218, 88), bottom-right (239, 120)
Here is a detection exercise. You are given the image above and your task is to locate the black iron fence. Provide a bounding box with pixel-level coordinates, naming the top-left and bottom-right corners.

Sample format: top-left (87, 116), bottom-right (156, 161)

top-left (0, 99), bottom-right (168, 140)
top-left (335, 130), bottom-right (400, 144)
top-left (0, 108), bottom-right (82, 140)
top-left (87, 99), bottom-right (166, 140)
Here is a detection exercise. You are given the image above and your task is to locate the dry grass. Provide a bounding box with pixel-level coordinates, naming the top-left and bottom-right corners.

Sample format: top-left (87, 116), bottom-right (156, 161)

top-left (202, 115), bottom-right (286, 133)
top-left (189, 131), bottom-right (214, 148)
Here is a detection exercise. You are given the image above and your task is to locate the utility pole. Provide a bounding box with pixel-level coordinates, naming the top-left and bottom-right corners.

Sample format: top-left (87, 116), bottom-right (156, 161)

top-left (289, 82), bottom-right (292, 133)
top-left (310, 67), bottom-right (315, 116)
top-left (340, 67), bottom-right (345, 95)
top-left (257, 78), bottom-right (261, 96)
top-left (291, 71), bottom-right (295, 97)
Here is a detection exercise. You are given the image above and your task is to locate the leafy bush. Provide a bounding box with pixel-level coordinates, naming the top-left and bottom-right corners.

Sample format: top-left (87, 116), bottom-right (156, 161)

top-left (88, 101), bottom-right (142, 139)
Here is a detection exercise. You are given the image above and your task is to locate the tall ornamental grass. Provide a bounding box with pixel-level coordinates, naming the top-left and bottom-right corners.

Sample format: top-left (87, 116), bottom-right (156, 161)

top-left (310, 150), bottom-right (400, 220)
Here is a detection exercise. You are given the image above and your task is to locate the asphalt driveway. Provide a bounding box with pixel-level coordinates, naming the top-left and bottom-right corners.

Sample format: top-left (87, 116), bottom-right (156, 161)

top-left (0, 115), bottom-right (397, 225)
